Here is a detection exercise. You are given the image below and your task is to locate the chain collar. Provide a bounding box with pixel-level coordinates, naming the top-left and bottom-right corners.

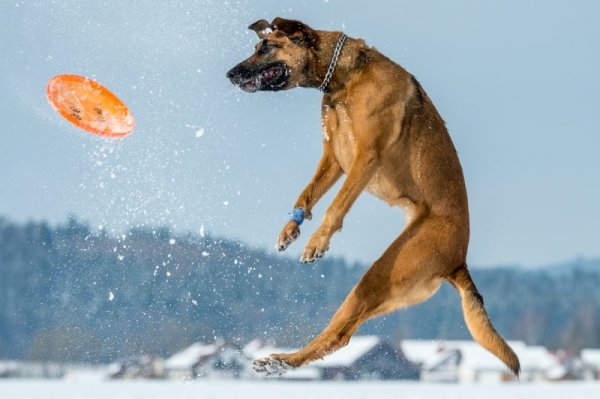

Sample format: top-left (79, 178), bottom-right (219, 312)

top-left (318, 33), bottom-right (348, 92)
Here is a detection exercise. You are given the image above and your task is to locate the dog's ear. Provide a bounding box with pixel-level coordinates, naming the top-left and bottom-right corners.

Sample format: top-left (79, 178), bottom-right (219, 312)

top-left (271, 17), bottom-right (318, 48)
top-left (248, 19), bottom-right (273, 39)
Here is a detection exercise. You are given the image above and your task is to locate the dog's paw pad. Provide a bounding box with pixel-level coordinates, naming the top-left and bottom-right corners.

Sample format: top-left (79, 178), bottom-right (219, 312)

top-left (253, 357), bottom-right (291, 377)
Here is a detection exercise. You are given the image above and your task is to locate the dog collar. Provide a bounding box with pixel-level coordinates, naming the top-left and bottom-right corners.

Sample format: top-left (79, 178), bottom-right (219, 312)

top-left (318, 33), bottom-right (348, 92)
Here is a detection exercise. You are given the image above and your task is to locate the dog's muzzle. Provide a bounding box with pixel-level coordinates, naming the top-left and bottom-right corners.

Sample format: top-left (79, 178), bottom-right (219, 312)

top-left (226, 62), bottom-right (289, 93)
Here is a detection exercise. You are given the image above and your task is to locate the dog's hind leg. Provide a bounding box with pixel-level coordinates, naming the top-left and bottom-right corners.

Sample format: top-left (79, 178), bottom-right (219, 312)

top-left (255, 216), bottom-right (454, 374)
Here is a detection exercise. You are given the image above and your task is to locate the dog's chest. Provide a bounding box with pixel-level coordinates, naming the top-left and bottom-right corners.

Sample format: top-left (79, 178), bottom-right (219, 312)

top-left (323, 104), bottom-right (355, 173)
top-left (322, 103), bottom-right (403, 205)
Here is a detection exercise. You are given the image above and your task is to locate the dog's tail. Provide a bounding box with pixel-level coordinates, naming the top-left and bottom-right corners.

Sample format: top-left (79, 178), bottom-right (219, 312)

top-left (447, 264), bottom-right (520, 377)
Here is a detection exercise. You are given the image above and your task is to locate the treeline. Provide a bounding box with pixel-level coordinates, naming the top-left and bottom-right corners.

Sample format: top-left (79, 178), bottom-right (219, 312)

top-left (0, 217), bottom-right (599, 363)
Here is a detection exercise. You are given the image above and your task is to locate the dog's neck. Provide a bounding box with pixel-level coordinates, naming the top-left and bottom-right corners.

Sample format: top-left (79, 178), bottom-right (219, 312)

top-left (310, 31), bottom-right (371, 94)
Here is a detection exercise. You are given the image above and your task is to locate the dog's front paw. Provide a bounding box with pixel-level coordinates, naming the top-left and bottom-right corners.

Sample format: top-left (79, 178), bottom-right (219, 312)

top-left (253, 356), bottom-right (292, 377)
top-left (277, 221), bottom-right (301, 251)
top-left (300, 233), bottom-right (330, 263)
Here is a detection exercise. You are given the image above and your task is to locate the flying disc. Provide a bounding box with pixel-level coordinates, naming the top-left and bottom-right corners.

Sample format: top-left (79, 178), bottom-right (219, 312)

top-left (46, 74), bottom-right (135, 138)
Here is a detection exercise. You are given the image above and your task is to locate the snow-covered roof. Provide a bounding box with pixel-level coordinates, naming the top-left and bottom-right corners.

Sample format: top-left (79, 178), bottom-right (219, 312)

top-left (242, 339), bottom-right (318, 379)
top-left (401, 340), bottom-right (446, 365)
top-left (164, 342), bottom-right (220, 370)
top-left (402, 339), bottom-right (558, 371)
top-left (581, 348), bottom-right (600, 368)
top-left (244, 336), bottom-right (383, 369)
top-left (516, 345), bottom-right (559, 371)
top-left (242, 339), bottom-right (300, 360)
top-left (458, 341), bottom-right (525, 370)
top-left (313, 336), bottom-right (381, 367)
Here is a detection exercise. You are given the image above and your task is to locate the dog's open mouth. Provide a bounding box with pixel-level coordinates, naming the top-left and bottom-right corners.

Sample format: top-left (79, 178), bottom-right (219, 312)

top-left (239, 63), bottom-right (288, 93)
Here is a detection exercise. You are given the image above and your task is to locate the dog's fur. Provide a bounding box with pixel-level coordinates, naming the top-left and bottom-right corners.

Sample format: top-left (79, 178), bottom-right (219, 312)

top-left (227, 17), bottom-right (520, 377)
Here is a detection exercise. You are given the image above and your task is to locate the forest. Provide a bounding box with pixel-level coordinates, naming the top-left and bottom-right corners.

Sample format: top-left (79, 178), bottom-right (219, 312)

top-left (1, 217), bottom-right (599, 363)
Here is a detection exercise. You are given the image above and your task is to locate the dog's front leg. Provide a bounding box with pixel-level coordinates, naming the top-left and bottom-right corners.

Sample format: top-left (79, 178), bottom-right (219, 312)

top-left (277, 145), bottom-right (342, 251)
top-left (301, 149), bottom-right (379, 263)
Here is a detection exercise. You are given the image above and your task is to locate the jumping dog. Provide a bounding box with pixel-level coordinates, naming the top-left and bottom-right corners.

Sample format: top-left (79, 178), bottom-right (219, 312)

top-left (226, 17), bottom-right (520, 377)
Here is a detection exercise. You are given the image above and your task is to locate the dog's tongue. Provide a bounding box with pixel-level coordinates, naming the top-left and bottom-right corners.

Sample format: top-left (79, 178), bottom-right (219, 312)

top-left (241, 70), bottom-right (274, 92)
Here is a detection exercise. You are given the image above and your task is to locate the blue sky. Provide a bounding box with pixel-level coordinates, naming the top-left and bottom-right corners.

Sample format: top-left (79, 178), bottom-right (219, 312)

top-left (0, 0), bottom-right (599, 267)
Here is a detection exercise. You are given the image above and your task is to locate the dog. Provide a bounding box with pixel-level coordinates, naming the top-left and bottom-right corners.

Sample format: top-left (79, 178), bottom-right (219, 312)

top-left (227, 17), bottom-right (520, 377)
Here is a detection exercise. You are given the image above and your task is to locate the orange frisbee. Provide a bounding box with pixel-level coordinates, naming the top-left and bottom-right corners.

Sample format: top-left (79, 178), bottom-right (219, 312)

top-left (46, 74), bottom-right (135, 138)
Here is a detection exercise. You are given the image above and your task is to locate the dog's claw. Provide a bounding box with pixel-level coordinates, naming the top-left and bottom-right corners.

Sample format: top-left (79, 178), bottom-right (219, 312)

top-left (300, 247), bottom-right (329, 263)
top-left (277, 222), bottom-right (301, 252)
top-left (301, 237), bottom-right (329, 263)
top-left (253, 357), bottom-right (291, 377)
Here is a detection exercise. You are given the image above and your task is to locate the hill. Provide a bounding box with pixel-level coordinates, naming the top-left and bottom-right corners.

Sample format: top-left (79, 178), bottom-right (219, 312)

top-left (0, 217), bottom-right (599, 362)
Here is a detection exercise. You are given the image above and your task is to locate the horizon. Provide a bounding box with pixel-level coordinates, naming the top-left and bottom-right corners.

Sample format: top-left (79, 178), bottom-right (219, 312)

top-left (2, 213), bottom-right (597, 270)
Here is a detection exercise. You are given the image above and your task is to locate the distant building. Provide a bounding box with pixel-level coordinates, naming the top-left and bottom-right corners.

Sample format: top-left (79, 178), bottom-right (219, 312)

top-left (0, 361), bottom-right (20, 378)
top-left (580, 348), bottom-right (600, 380)
top-left (109, 355), bottom-right (163, 379)
top-left (164, 340), bottom-right (250, 379)
top-left (400, 340), bottom-right (462, 382)
top-left (517, 345), bottom-right (564, 382)
top-left (243, 339), bottom-right (320, 380)
top-left (401, 340), bottom-right (562, 383)
top-left (0, 361), bottom-right (110, 380)
top-left (0, 361), bottom-right (66, 379)
top-left (245, 336), bottom-right (419, 381)
top-left (313, 336), bottom-right (419, 380)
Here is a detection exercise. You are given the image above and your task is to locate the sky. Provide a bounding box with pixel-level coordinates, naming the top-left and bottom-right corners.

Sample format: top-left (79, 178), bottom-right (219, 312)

top-left (0, 0), bottom-right (599, 268)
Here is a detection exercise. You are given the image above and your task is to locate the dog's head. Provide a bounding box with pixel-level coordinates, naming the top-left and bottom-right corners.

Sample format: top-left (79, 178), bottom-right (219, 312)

top-left (226, 17), bottom-right (319, 92)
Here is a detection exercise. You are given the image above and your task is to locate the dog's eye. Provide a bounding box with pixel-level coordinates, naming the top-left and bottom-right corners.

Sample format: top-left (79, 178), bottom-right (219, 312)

top-left (258, 42), bottom-right (276, 54)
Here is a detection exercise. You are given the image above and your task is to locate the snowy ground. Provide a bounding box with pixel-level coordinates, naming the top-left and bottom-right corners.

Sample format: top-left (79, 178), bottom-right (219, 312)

top-left (1, 380), bottom-right (599, 399)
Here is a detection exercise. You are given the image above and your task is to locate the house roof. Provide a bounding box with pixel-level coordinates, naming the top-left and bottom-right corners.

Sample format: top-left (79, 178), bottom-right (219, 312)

top-left (243, 336), bottom-right (385, 370)
top-left (581, 348), bottom-right (600, 367)
top-left (458, 341), bottom-right (525, 370)
top-left (242, 339), bottom-right (300, 360)
top-left (401, 340), bottom-right (446, 365)
top-left (242, 339), bottom-right (318, 379)
top-left (312, 336), bottom-right (381, 367)
top-left (164, 342), bottom-right (221, 370)
top-left (401, 339), bottom-right (560, 371)
top-left (517, 345), bottom-right (560, 370)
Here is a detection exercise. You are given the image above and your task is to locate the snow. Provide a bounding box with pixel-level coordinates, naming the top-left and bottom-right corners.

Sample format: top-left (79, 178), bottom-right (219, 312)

top-left (313, 336), bottom-right (380, 367)
top-left (185, 124), bottom-right (204, 138)
top-left (581, 349), bottom-right (600, 368)
top-left (401, 340), bottom-right (444, 365)
top-left (401, 339), bottom-right (562, 383)
top-left (164, 343), bottom-right (220, 370)
top-left (0, 381), bottom-right (598, 399)
top-left (402, 340), bottom-right (530, 370)
top-left (516, 345), bottom-right (560, 371)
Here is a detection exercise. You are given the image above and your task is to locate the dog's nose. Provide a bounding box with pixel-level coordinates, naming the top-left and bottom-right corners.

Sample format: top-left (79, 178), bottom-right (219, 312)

top-left (226, 64), bottom-right (253, 85)
top-left (226, 65), bottom-right (246, 83)
top-left (226, 67), bottom-right (237, 80)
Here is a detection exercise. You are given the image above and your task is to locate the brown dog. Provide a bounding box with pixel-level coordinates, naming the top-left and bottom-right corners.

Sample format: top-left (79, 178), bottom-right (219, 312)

top-left (227, 17), bottom-right (520, 377)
